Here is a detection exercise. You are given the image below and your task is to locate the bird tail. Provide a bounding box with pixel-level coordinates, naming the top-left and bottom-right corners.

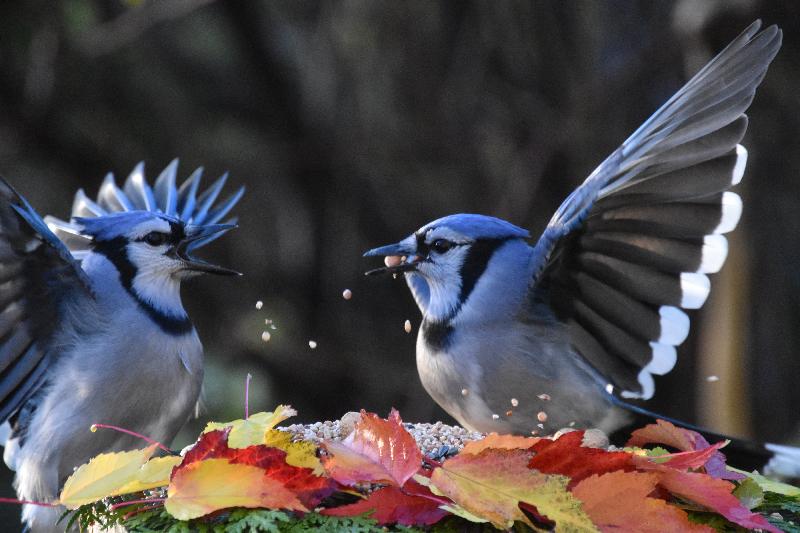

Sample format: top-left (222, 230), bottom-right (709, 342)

top-left (609, 397), bottom-right (799, 478)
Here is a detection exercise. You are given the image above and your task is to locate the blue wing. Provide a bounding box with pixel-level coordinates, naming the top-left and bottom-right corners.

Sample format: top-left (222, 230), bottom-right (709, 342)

top-left (528, 21), bottom-right (781, 400)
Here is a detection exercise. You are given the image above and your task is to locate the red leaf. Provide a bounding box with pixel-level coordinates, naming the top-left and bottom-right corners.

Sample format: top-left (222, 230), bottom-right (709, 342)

top-left (572, 471), bottom-right (714, 532)
top-left (321, 481), bottom-right (448, 526)
top-left (527, 431), bottom-right (633, 488)
top-left (321, 409), bottom-right (422, 487)
top-left (656, 441), bottom-right (727, 471)
top-left (627, 419), bottom-right (742, 480)
top-left (634, 456), bottom-right (780, 532)
top-left (174, 429), bottom-right (335, 508)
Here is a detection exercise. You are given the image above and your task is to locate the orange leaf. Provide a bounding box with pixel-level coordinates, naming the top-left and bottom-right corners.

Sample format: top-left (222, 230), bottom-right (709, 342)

top-left (321, 409), bottom-right (422, 487)
top-left (572, 471), bottom-right (713, 532)
top-left (165, 458), bottom-right (306, 520)
top-left (429, 448), bottom-right (596, 530)
top-left (461, 433), bottom-right (542, 455)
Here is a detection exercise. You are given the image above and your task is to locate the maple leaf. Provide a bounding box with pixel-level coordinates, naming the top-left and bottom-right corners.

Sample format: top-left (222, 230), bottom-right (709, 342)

top-left (627, 419), bottom-right (742, 480)
top-left (634, 455), bottom-right (781, 532)
top-left (572, 470), bottom-right (713, 532)
top-left (654, 441), bottom-right (727, 471)
top-left (60, 444), bottom-right (158, 508)
top-left (321, 480), bottom-right (449, 526)
top-left (527, 430), bottom-right (633, 488)
top-left (165, 458), bottom-right (306, 520)
top-left (175, 428), bottom-right (335, 508)
top-left (461, 432), bottom-right (542, 455)
top-left (203, 405), bottom-right (297, 448)
top-left (321, 409), bottom-right (422, 487)
top-left (429, 447), bottom-right (597, 530)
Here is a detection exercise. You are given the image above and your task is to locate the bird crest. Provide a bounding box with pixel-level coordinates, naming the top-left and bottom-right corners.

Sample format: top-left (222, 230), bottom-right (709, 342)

top-left (45, 160), bottom-right (244, 257)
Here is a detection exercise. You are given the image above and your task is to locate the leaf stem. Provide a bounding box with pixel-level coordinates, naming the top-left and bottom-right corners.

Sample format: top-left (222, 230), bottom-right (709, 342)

top-left (110, 497), bottom-right (165, 511)
top-left (0, 497), bottom-right (58, 507)
top-left (245, 372), bottom-right (253, 419)
top-left (90, 423), bottom-right (172, 454)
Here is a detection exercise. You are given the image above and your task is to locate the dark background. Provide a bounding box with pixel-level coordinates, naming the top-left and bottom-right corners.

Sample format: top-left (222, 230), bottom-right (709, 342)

top-left (0, 0), bottom-right (798, 522)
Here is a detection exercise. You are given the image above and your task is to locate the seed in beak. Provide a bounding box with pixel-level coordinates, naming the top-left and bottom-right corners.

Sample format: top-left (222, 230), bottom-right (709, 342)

top-left (384, 255), bottom-right (403, 268)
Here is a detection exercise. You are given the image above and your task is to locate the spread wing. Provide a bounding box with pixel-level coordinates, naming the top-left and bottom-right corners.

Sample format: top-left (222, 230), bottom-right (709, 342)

top-left (528, 21), bottom-right (781, 399)
top-left (0, 179), bottom-right (94, 423)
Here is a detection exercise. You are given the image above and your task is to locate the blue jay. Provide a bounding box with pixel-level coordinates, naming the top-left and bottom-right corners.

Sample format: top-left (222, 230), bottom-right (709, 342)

top-left (366, 22), bottom-right (798, 474)
top-left (0, 161), bottom-right (243, 532)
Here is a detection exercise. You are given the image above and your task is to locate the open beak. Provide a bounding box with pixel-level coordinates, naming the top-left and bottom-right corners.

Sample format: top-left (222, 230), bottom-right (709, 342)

top-left (363, 237), bottom-right (420, 276)
top-left (177, 224), bottom-right (241, 276)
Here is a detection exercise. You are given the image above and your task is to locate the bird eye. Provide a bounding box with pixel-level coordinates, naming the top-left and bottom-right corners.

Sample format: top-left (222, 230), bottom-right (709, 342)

top-left (431, 239), bottom-right (454, 254)
top-left (143, 232), bottom-right (169, 246)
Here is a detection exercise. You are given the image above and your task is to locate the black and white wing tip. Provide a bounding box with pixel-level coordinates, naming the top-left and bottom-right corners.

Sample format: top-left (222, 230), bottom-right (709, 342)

top-left (45, 159), bottom-right (245, 254)
top-left (533, 22), bottom-right (780, 402)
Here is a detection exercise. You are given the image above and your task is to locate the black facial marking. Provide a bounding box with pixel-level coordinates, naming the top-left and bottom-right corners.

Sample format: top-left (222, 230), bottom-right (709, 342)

top-left (92, 236), bottom-right (193, 336)
top-left (458, 238), bottom-right (506, 305)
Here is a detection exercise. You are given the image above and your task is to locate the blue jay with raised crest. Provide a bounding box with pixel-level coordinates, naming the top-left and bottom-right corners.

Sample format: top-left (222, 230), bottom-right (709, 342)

top-left (366, 22), bottom-right (799, 474)
top-left (0, 160), bottom-right (242, 532)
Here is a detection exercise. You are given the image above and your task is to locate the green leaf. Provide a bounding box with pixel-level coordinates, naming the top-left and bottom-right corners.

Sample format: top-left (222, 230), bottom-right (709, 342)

top-left (728, 467), bottom-right (800, 497)
top-left (734, 478), bottom-right (764, 509)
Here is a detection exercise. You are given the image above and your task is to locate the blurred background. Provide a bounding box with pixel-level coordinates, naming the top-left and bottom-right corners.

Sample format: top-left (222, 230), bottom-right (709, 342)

top-left (0, 0), bottom-right (798, 516)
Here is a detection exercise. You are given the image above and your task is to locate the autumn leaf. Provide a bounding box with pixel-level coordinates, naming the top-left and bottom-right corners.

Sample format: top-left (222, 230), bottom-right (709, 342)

top-left (634, 456), bottom-right (781, 532)
top-left (60, 444), bottom-right (158, 508)
top-left (572, 470), bottom-right (713, 532)
top-left (114, 455), bottom-right (182, 494)
top-left (729, 467), bottom-right (800, 497)
top-left (264, 429), bottom-right (325, 475)
top-left (321, 480), bottom-right (449, 526)
top-left (429, 447), bottom-right (597, 531)
top-left (527, 430), bottom-right (633, 488)
top-left (165, 458), bottom-right (306, 520)
top-left (627, 419), bottom-right (742, 480)
top-left (321, 409), bottom-right (422, 487)
top-left (461, 432), bottom-right (542, 455)
top-left (203, 405), bottom-right (297, 448)
top-left (654, 441), bottom-right (728, 471)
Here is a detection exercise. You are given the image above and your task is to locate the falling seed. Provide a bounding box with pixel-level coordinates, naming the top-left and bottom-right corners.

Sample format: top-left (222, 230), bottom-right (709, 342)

top-left (404, 320), bottom-right (412, 333)
top-left (491, 413), bottom-right (499, 420)
top-left (506, 410), bottom-right (513, 417)
top-left (342, 289), bottom-right (352, 300)
top-left (255, 300), bottom-right (263, 310)
top-left (270, 324), bottom-right (277, 330)
top-left (531, 430), bottom-right (539, 436)
top-left (308, 340), bottom-right (318, 349)
top-left (461, 388), bottom-right (469, 396)
top-left (538, 393), bottom-right (551, 401)
top-left (510, 398), bottom-right (519, 407)
top-left (569, 421), bottom-right (576, 427)
top-left (537, 411), bottom-right (548, 422)
top-left (706, 375), bottom-right (720, 382)
top-left (261, 331), bottom-right (271, 343)
top-left (605, 383), bottom-right (614, 394)
top-left (537, 423), bottom-right (544, 429)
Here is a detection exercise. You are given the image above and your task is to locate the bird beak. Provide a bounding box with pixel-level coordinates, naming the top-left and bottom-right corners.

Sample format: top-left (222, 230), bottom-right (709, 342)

top-left (363, 236), bottom-right (421, 276)
top-left (177, 224), bottom-right (241, 276)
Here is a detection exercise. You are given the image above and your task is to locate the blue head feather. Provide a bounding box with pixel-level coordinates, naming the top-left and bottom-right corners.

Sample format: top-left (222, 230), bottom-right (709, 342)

top-left (419, 214), bottom-right (530, 240)
top-left (74, 211), bottom-right (180, 242)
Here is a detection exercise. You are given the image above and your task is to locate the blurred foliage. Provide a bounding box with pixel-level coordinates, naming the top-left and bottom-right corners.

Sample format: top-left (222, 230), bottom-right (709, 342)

top-left (0, 0), bottom-right (799, 524)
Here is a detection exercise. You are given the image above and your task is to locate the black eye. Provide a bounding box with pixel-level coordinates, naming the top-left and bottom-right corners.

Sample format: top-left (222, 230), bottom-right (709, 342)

top-left (431, 239), bottom-right (454, 254)
top-left (143, 232), bottom-right (169, 246)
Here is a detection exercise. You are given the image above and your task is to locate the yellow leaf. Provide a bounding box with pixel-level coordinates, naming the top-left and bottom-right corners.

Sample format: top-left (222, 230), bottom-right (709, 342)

top-left (264, 429), bottom-right (324, 475)
top-left (203, 405), bottom-right (297, 448)
top-left (115, 455), bottom-right (182, 494)
top-left (59, 444), bottom-right (158, 508)
top-left (429, 448), bottom-right (597, 531)
top-left (165, 458), bottom-right (306, 520)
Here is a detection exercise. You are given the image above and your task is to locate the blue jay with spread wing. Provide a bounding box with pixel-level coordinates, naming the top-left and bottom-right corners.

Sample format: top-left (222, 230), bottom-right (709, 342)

top-left (366, 22), bottom-right (798, 474)
top-left (0, 161), bottom-right (242, 531)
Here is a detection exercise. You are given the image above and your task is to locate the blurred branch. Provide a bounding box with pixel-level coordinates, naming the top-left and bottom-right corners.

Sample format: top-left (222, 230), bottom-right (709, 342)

top-left (73, 0), bottom-right (216, 57)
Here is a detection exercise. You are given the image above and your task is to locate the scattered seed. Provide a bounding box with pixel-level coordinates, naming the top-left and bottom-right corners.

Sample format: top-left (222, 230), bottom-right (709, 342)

top-left (261, 331), bottom-right (271, 343)
top-left (531, 430), bottom-right (538, 436)
top-left (605, 383), bottom-right (614, 394)
top-left (461, 388), bottom-right (469, 397)
top-left (510, 398), bottom-right (519, 407)
top-left (255, 300), bottom-right (263, 310)
top-left (569, 421), bottom-right (576, 427)
top-left (491, 413), bottom-right (500, 420)
top-left (537, 393), bottom-right (551, 401)
top-left (706, 375), bottom-right (720, 382)
top-left (270, 324), bottom-right (277, 330)
top-left (506, 410), bottom-right (513, 417)
top-left (537, 411), bottom-right (548, 422)
top-left (404, 320), bottom-right (412, 333)
top-left (308, 340), bottom-right (318, 349)
top-left (342, 289), bottom-right (352, 300)
top-left (537, 423), bottom-right (544, 429)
